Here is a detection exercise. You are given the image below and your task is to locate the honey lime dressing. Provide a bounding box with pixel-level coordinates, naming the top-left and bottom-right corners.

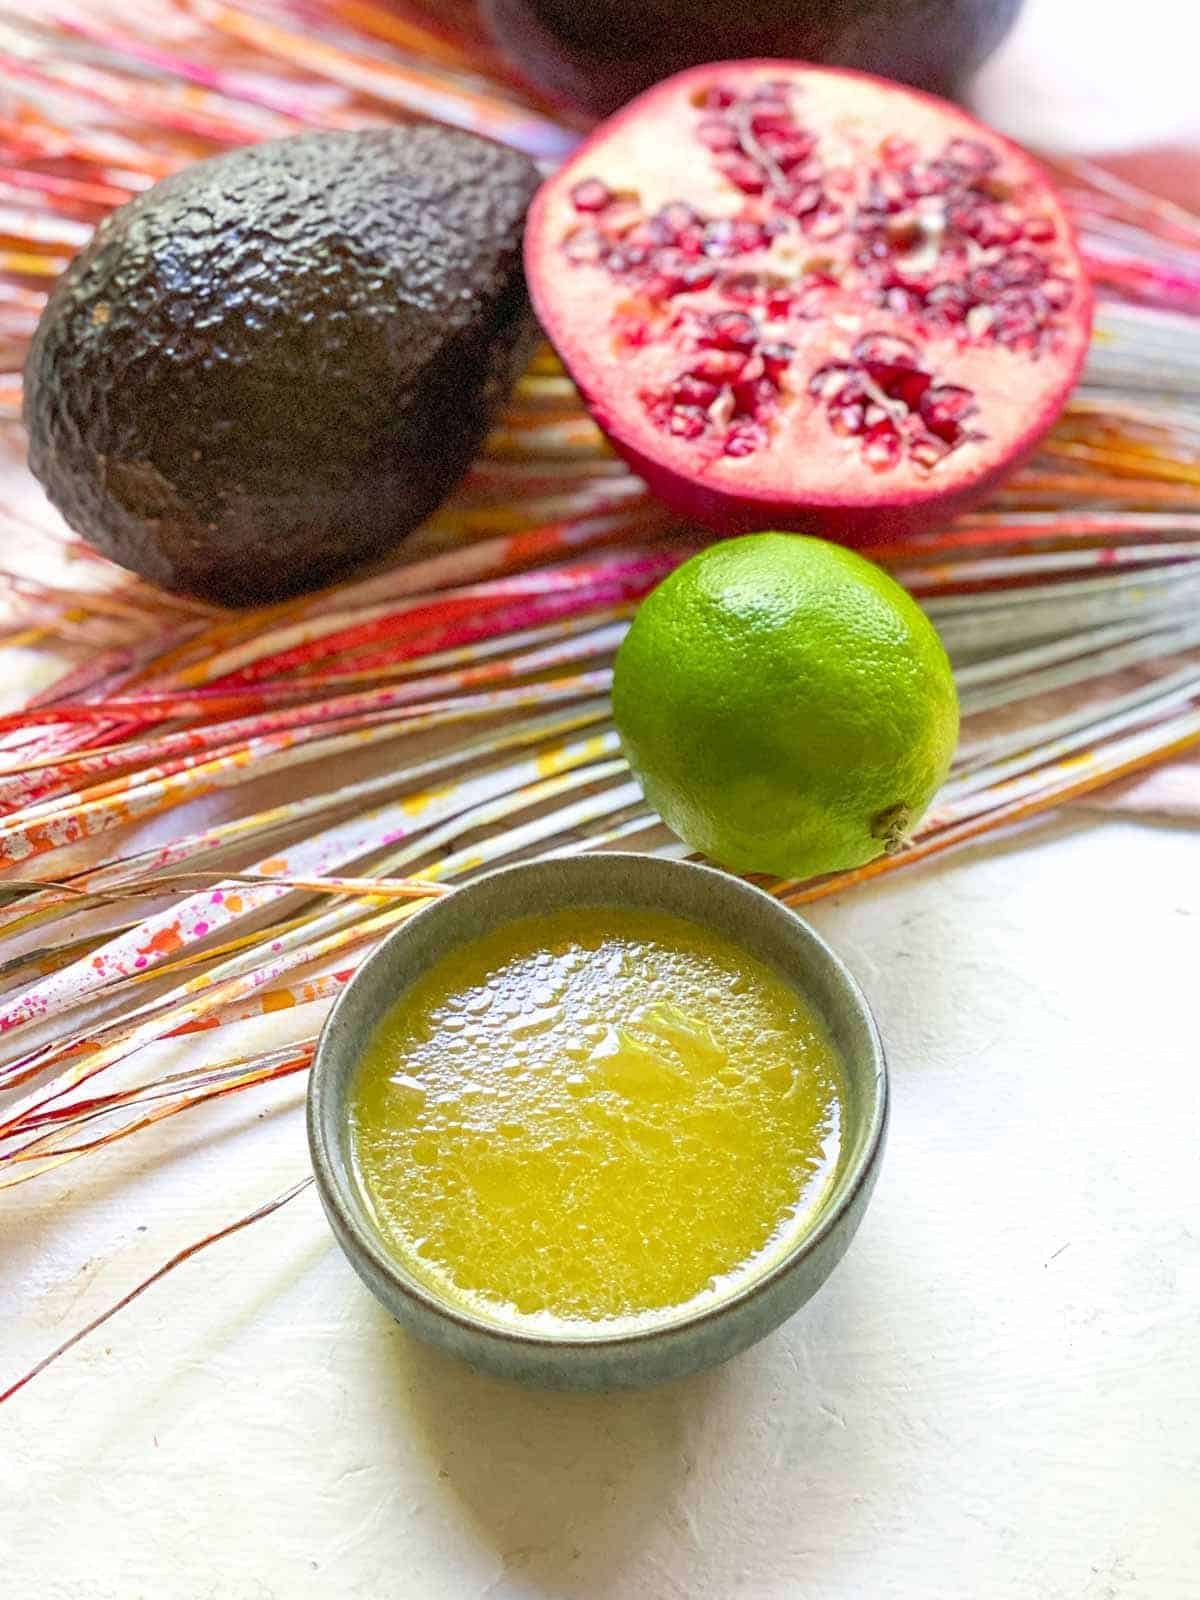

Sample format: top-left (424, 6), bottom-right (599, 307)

top-left (349, 907), bottom-right (845, 1330)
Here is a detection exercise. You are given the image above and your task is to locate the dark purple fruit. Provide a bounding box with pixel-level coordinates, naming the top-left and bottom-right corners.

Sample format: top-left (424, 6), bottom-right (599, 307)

top-left (484, 0), bottom-right (1024, 117)
top-left (25, 127), bottom-right (539, 606)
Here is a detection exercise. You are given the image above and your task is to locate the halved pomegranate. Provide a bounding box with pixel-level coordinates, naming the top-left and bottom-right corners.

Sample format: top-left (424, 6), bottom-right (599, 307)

top-left (526, 61), bottom-right (1093, 540)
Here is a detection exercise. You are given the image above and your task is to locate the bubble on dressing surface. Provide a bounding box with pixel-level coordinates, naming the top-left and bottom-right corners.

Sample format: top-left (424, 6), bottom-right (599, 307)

top-left (349, 907), bottom-right (844, 1329)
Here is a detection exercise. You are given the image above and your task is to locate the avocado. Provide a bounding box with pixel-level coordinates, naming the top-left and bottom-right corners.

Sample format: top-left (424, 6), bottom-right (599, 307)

top-left (24, 126), bottom-right (540, 606)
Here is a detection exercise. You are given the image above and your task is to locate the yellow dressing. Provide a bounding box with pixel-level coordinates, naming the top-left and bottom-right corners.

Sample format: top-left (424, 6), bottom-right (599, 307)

top-left (349, 907), bottom-right (845, 1331)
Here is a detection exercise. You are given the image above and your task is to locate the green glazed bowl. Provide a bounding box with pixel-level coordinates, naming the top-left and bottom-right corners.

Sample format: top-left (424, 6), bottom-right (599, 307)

top-left (307, 853), bottom-right (887, 1390)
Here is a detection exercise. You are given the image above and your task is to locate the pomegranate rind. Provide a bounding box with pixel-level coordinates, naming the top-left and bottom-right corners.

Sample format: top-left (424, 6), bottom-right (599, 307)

top-left (526, 60), bottom-right (1093, 541)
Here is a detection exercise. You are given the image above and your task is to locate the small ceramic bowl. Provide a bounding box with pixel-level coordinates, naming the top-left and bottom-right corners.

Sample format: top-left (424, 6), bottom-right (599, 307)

top-left (308, 853), bottom-right (887, 1390)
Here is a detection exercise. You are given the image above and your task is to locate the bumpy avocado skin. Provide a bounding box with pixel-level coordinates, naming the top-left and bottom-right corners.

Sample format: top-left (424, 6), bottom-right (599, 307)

top-left (24, 127), bottom-right (540, 605)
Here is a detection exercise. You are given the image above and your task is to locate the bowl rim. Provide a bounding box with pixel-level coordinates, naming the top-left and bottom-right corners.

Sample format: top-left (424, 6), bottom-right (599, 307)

top-left (307, 852), bottom-right (887, 1353)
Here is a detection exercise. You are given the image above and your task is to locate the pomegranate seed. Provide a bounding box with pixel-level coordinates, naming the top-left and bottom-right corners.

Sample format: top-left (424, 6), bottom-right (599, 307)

top-left (806, 203), bottom-right (844, 240)
top-left (919, 384), bottom-right (977, 441)
top-left (968, 265), bottom-right (1005, 299)
top-left (697, 118), bottom-right (739, 151)
top-left (858, 237), bottom-right (892, 265)
top-left (994, 325), bottom-right (1039, 352)
top-left (563, 227), bottom-right (609, 266)
top-left (786, 183), bottom-right (823, 217)
top-left (702, 218), bottom-right (738, 257)
top-left (890, 368), bottom-right (934, 410)
top-left (607, 245), bottom-right (649, 274)
top-left (570, 178), bottom-right (612, 213)
top-left (641, 262), bottom-right (693, 299)
top-left (680, 260), bottom-right (717, 290)
top-left (732, 376), bottom-right (778, 416)
top-left (656, 201), bottom-right (701, 237)
top-left (995, 251), bottom-right (1047, 288)
top-left (702, 309), bottom-right (759, 350)
top-left (991, 295), bottom-right (1041, 348)
top-left (750, 112), bottom-right (793, 140)
top-left (724, 422), bottom-right (768, 457)
top-left (857, 331), bottom-right (921, 371)
top-left (808, 362), bottom-right (856, 400)
top-left (647, 247), bottom-right (689, 288)
top-left (691, 349), bottom-right (749, 382)
top-left (761, 133), bottom-right (815, 169)
top-left (1040, 276), bottom-right (1074, 310)
top-left (870, 172), bottom-right (908, 212)
top-left (882, 285), bottom-right (917, 314)
top-left (760, 342), bottom-right (795, 377)
top-left (625, 219), bottom-right (667, 249)
top-left (675, 374), bottom-right (720, 407)
top-left (668, 405), bottom-right (709, 439)
top-left (733, 220), bottom-right (769, 252)
top-left (717, 155), bottom-right (767, 194)
top-left (910, 431), bottom-right (950, 469)
top-left (944, 138), bottom-right (998, 174)
top-left (852, 332), bottom-right (922, 390)
top-left (967, 209), bottom-right (1021, 247)
top-left (830, 400), bottom-right (867, 437)
top-left (945, 200), bottom-right (975, 232)
top-left (1023, 215), bottom-right (1057, 243)
top-left (863, 420), bottom-right (902, 470)
top-left (923, 282), bottom-right (970, 323)
top-left (929, 158), bottom-right (971, 192)
top-left (643, 394), bottom-right (671, 429)
top-left (766, 290), bottom-right (796, 319)
top-left (902, 164), bottom-right (946, 200)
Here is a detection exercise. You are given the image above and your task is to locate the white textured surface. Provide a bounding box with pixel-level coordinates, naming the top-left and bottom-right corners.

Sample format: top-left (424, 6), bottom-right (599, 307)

top-left (971, 0), bottom-right (1200, 153)
top-left (3, 814), bottom-right (1198, 1599)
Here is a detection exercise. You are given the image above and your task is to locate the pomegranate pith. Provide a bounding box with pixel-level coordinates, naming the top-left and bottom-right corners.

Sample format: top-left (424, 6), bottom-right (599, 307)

top-left (526, 61), bottom-right (1093, 541)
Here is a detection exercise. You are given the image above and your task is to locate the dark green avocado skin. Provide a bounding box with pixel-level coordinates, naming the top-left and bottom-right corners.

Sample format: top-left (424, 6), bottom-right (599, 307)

top-left (24, 127), bottom-right (540, 606)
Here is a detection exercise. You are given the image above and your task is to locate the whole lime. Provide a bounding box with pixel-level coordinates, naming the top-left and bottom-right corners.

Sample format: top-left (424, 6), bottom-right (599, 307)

top-left (612, 533), bottom-right (959, 879)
